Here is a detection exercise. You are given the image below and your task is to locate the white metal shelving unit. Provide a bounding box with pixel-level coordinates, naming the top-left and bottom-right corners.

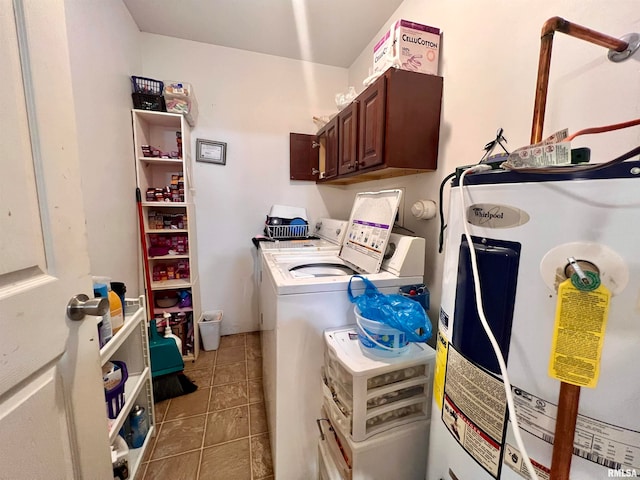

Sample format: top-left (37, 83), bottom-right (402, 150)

top-left (100, 296), bottom-right (154, 478)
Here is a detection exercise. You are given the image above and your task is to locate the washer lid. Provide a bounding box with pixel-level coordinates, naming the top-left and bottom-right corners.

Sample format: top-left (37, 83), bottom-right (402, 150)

top-left (339, 189), bottom-right (402, 274)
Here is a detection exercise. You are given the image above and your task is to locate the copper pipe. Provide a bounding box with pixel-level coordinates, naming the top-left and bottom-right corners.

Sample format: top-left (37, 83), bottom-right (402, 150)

top-left (526, 17), bottom-right (631, 480)
top-left (531, 17), bottom-right (630, 143)
top-left (550, 382), bottom-right (581, 480)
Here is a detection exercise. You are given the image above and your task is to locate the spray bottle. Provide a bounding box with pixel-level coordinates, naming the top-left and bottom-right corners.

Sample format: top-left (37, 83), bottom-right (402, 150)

top-left (163, 312), bottom-right (183, 354)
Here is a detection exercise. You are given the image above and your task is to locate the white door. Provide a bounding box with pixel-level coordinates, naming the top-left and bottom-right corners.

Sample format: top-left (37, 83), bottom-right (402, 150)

top-left (0, 0), bottom-right (111, 478)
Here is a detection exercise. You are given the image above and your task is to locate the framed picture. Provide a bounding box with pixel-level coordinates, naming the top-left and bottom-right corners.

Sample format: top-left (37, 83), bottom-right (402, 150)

top-left (196, 139), bottom-right (227, 165)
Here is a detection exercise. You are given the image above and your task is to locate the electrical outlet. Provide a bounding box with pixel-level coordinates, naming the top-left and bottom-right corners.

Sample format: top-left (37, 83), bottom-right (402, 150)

top-left (396, 187), bottom-right (406, 228)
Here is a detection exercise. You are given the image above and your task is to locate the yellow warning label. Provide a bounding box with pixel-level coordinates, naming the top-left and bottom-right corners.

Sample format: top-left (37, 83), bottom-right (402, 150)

top-left (548, 278), bottom-right (611, 388)
top-left (433, 330), bottom-right (449, 409)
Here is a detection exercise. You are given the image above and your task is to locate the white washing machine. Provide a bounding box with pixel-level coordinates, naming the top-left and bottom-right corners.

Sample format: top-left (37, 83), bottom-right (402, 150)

top-left (256, 218), bottom-right (347, 338)
top-left (259, 190), bottom-right (427, 480)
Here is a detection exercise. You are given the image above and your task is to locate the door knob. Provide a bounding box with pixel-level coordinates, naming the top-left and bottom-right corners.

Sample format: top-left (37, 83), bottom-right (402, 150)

top-left (67, 294), bottom-right (109, 321)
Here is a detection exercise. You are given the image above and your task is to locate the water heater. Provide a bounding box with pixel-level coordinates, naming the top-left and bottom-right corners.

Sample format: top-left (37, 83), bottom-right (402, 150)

top-left (427, 161), bottom-right (640, 479)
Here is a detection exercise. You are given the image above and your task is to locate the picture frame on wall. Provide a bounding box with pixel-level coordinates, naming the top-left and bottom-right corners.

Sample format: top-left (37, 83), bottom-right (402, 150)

top-left (196, 139), bottom-right (227, 165)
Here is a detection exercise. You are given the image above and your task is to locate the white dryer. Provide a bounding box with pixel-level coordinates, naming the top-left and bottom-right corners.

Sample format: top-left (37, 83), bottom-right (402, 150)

top-left (259, 190), bottom-right (427, 480)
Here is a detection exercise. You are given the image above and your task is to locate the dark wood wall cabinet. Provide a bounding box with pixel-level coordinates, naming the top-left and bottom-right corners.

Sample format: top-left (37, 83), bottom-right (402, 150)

top-left (289, 68), bottom-right (443, 185)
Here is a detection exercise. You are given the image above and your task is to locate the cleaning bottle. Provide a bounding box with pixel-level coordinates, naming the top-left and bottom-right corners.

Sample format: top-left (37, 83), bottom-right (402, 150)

top-left (93, 276), bottom-right (124, 334)
top-left (163, 312), bottom-right (182, 354)
top-left (129, 404), bottom-right (149, 449)
top-left (93, 282), bottom-right (113, 347)
top-left (107, 283), bottom-right (124, 334)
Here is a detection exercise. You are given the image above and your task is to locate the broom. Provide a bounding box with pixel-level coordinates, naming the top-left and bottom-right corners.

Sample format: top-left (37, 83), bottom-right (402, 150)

top-left (136, 188), bottom-right (197, 401)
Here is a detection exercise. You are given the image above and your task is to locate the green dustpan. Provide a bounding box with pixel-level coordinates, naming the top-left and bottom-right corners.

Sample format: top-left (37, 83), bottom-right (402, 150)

top-left (149, 319), bottom-right (184, 378)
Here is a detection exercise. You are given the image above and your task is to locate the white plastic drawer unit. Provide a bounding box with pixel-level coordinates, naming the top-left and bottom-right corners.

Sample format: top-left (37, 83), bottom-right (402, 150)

top-left (317, 404), bottom-right (431, 480)
top-left (325, 359), bottom-right (429, 413)
top-left (323, 327), bottom-right (436, 441)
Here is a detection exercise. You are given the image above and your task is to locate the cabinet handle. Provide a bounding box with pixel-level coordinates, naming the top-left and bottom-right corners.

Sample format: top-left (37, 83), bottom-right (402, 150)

top-left (311, 141), bottom-right (320, 149)
top-left (311, 168), bottom-right (320, 175)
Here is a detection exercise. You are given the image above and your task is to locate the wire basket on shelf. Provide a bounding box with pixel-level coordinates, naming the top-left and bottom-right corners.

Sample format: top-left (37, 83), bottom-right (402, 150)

top-left (131, 76), bottom-right (166, 111)
top-left (131, 76), bottom-right (164, 95)
top-left (264, 224), bottom-right (309, 240)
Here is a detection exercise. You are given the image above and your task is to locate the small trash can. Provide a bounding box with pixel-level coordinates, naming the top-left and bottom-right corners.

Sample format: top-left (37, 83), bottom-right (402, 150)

top-left (199, 310), bottom-right (223, 351)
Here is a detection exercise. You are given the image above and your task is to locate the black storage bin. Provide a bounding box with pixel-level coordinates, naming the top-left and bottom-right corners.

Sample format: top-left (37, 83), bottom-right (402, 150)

top-left (132, 93), bottom-right (166, 112)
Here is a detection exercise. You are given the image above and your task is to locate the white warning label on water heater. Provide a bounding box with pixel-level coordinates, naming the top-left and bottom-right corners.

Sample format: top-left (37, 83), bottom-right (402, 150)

top-left (503, 444), bottom-right (550, 480)
top-left (512, 386), bottom-right (640, 470)
top-left (442, 345), bottom-right (508, 478)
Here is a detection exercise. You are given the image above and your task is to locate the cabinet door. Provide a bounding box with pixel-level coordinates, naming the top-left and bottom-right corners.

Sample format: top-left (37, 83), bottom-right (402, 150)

top-left (358, 77), bottom-right (386, 170)
top-left (324, 117), bottom-right (338, 179)
top-left (337, 103), bottom-right (358, 176)
top-left (384, 69), bottom-right (443, 170)
top-left (289, 133), bottom-right (319, 181)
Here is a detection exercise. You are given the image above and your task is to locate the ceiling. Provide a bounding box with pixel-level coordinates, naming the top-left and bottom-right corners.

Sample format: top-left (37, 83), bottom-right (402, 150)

top-left (123, 0), bottom-right (404, 68)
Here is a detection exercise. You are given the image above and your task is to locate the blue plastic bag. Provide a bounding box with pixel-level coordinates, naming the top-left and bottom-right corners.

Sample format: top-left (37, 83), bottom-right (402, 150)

top-left (347, 275), bottom-right (432, 342)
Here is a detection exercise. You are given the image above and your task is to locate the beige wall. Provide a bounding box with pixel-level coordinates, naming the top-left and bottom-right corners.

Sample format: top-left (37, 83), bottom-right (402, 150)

top-left (65, 0), bottom-right (143, 296)
top-left (65, 0), bottom-right (640, 337)
top-left (347, 0), bottom-right (640, 333)
top-left (139, 34), bottom-right (350, 333)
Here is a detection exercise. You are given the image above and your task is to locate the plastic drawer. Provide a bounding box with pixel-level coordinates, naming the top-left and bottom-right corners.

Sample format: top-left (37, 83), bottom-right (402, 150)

top-left (367, 364), bottom-right (427, 389)
top-left (318, 412), bottom-right (352, 480)
top-left (319, 402), bottom-right (431, 480)
top-left (318, 439), bottom-right (349, 480)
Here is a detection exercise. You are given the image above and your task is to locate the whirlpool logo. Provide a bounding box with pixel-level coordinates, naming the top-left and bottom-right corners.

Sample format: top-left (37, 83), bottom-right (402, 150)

top-left (467, 204), bottom-right (530, 228)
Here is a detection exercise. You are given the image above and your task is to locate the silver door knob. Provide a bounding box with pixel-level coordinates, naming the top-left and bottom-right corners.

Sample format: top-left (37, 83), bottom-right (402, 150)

top-left (67, 294), bottom-right (109, 321)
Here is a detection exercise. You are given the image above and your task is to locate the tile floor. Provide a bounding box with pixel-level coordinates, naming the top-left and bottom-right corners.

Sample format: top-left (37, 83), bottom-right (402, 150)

top-left (135, 332), bottom-right (274, 480)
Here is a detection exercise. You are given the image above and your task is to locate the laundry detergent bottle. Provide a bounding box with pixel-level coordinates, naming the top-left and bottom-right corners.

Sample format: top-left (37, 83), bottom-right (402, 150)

top-left (107, 283), bottom-right (124, 334)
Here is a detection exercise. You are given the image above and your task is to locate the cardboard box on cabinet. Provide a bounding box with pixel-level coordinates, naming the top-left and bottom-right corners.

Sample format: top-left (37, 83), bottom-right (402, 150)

top-left (373, 20), bottom-right (441, 76)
